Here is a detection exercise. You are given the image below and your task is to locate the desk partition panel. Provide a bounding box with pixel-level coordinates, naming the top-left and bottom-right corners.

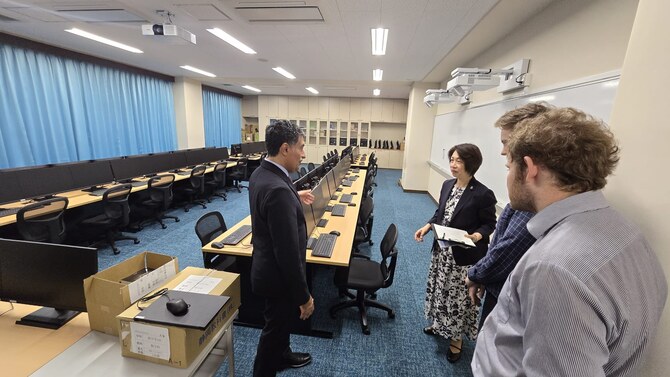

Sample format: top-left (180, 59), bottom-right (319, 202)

top-left (16, 165), bottom-right (75, 199)
top-left (0, 170), bottom-right (23, 205)
top-left (68, 160), bottom-right (115, 190)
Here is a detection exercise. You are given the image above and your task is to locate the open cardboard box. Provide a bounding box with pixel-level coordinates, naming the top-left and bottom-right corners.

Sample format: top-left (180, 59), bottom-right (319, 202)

top-left (117, 267), bottom-right (240, 368)
top-left (84, 251), bottom-right (178, 336)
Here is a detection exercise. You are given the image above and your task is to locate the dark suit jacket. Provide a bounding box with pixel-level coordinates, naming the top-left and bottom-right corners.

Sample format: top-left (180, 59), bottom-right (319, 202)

top-left (428, 177), bottom-right (497, 265)
top-left (248, 160), bottom-right (310, 305)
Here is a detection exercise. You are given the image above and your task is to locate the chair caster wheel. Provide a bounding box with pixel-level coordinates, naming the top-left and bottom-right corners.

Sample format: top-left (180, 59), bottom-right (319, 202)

top-left (369, 241), bottom-right (374, 246)
top-left (161, 224), bottom-right (167, 229)
top-left (388, 311), bottom-right (396, 319)
top-left (185, 208), bottom-right (190, 212)
top-left (113, 249), bottom-right (120, 255)
top-left (363, 327), bottom-right (370, 335)
top-left (134, 240), bottom-right (140, 244)
top-left (175, 219), bottom-right (180, 222)
top-left (138, 226), bottom-right (144, 231)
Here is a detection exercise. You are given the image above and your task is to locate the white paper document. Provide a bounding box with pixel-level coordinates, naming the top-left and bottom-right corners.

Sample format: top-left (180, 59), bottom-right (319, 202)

top-left (129, 321), bottom-right (171, 360)
top-left (431, 223), bottom-right (476, 248)
top-left (128, 260), bottom-right (177, 303)
top-left (173, 275), bottom-right (222, 294)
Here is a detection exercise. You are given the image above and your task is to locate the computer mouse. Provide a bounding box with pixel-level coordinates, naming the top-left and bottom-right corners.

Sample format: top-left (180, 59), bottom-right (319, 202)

top-left (166, 298), bottom-right (189, 316)
top-left (329, 230), bottom-right (341, 237)
top-left (348, 202), bottom-right (357, 207)
top-left (351, 192), bottom-right (358, 195)
top-left (212, 241), bottom-right (225, 249)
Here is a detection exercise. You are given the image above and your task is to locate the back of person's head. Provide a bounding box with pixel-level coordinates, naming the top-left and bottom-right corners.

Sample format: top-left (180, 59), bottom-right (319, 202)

top-left (265, 120), bottom-right (303, 157)
top-left (448, 143), bottom-right (483, 176)
top-left (508, 107), bottom-right (620, 192)
top-left (495, 102), bottom-right (554, 130)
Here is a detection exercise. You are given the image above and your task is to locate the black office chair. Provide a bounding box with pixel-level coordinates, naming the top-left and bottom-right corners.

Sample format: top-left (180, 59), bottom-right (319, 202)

top-left (323, 155), bottom-right (327, 162)
top-left (138, 174), bottom-right (180, 229)
top-left (205, 162), bottom-right (228, 202)
top-left (81, 184), bottom-right (139, 255)
top-left (330, 223), bottom-right (398, 335)
top-left (195, 211), bottom-right (235, 270)
top-left (307, 162), bottom-right (315, 171)
top-left (175, 165), bottom-right (208, 212)
top-left (369, 155), bottom-right (378, 187)
top-left (362, 171), bottom-right (375, 199)
top-left (16, 197), bottom-right (69, 243)
top-left (228, 158), bottom-right (248, 193)
top-left (353, 196), bottom-right (375, 253)
top-left (299, 166), bottom-right (307, 177)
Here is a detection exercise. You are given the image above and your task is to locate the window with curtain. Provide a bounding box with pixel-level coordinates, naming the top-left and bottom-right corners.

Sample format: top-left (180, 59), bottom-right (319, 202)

top-left (202, 88), bottom-right (242, 148)
top-left (0, 43), bottom-right (177, 169)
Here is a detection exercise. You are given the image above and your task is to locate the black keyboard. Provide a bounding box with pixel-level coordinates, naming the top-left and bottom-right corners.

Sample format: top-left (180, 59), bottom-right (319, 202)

top-left (311, 233), bottom-right (337, 258)
top-left (177, 170), bottom-right (191, 176)
top-left (341, 180), bottom-right (352, 187)
top-left (331, 204), bottom-right (347, 217)
top-left (317, 218), bottom-right (328, 227)
top-left (352, 168), bottom-right (360, 173)
top-left (89, 188), bottom-right (108, 196)
top-left (339, 194), bottom-right (353, 203)
top-left (348, 176), bottom-right (359, 181)
top-left (0, 207), bottom-right (20, 217)
top-left (306, 237), bottom-right (318, 249)
top-left (325, 205), bottom-right (333, 212)
top-left (331, 195), bottom-right (338, 200)
top-left (131, 181), bottom-right (146, 187)
top-left (221, 224), bottom-right (252, 245)
top-left (335, 188), bottom-right (343, 192)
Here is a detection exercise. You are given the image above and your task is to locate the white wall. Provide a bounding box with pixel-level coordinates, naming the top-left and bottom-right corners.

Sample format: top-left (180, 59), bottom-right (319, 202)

top-left (401, 82), bottom-right (438, 191)
top-left (173, 77), bottom-right (205, 149)
top-left (605, 0), bottom-right (670, 374)
top-left (425, 0), bottom-right (639, 200)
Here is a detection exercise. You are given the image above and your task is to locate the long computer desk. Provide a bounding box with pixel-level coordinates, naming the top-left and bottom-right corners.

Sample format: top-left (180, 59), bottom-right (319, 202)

top-left (351, 155), bottom-right (369, 169)
top-left (201, 169), bottom-right (367, 337)
top-left (1, 302), bottom-right (236, 377)
top-left (0, 161), bottom-right (238, 228)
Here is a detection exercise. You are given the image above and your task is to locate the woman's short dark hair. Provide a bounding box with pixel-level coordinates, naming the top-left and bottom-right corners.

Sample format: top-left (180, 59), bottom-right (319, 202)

top-left (265, 120), bottom-right (303, 156)
top-left (448, 143), bottom-right (483, 176)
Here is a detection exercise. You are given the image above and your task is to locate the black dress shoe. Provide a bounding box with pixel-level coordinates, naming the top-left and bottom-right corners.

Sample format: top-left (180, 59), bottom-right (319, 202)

top-left (447, 343), bottom-right (462, 363)
top-left (279, 352), bottom-right (312, 370)
top-left (423, 326), bottom-right (437, 336)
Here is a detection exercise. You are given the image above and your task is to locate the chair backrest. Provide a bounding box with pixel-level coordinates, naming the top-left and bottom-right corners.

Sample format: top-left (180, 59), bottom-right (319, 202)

top-left (195, 211), bottom-right (227, 246)
top-left (323, 155), bottom-right (327, 162)
top-left (363, 173), bottom-right (374, 198)
top-left (16, 197), bottom-right (69, 243)
top-left (299, 166), bottom-right (307, 177)
top-left (195, 211), bottom-right (229, 269)
top-left (148, 174), bottom-right (175, 208)
top-left (358, 196), bottom-right (374, 228)
top-left (212, 163), bottom-right (227, 184)
top-left (190, 165), bottom-right (207, 192)
top-left (233, 158), bottom-right (248, 178)
top-left (379, 223), bottom-right (399, 288)
top-left (102, 184), bottom-right (133, 227)
top-left (307, 162), bottom-right (315, 171)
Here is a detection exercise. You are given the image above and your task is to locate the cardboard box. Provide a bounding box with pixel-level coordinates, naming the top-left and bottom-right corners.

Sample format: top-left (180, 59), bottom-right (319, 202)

top-left (84, 252), bottom-right (178, 336)
top-left (118, 267), bottom-right (241, 368)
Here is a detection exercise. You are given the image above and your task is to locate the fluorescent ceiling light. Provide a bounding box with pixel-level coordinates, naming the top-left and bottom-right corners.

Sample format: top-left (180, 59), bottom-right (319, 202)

top-left (373, 89), bottom-right (381, 96)
top-left (179, 65), bottom-right (216, 77)
top-left (272, 67), bottom-right (296, 79)
top-left (528, 95), bottom-right (555, 102)
top-left (242, 85), bottom-right (261, 93)
top-left (305, 87), bottom-right (319, 94)
top-left (207, 28), bottom-right (256, 54)
top-left (373, 69), bottom-right (383, 81)
top-left (371, 28), bottom-right (388, 55)
top-left (65, 28), bottom-right (142, 54)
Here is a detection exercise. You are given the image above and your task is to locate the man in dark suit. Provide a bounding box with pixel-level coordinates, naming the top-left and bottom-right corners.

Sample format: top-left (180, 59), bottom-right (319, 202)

top-left (249, 120), bottom-right (314, 377)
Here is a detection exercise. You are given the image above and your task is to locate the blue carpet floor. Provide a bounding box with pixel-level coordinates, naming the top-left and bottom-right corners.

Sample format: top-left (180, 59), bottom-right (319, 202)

top-left (97, 169), bottom-right (475, 377)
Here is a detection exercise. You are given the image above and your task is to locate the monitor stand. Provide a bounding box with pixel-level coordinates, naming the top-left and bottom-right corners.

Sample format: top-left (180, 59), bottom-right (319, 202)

top-left (15, 307), bottom-right (80, 329)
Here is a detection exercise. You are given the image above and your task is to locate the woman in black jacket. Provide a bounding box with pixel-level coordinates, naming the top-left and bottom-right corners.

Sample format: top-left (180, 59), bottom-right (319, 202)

top-left (414, 143), bottom-right (497, 363)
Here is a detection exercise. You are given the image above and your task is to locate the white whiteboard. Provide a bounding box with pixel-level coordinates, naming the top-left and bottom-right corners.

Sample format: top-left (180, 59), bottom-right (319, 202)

top-left (430, 74), bottom-right (620, 206)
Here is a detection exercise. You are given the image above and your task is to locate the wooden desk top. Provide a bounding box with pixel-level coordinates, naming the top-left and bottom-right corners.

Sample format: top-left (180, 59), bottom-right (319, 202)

top-left (0, 302), bottom-right (91, 376)
top-left (0, 161), bottom-right (237, 227)
top-left (202, 170), bottom-right (368, 267)
top-left (351, 155), bottom-right (370, 168)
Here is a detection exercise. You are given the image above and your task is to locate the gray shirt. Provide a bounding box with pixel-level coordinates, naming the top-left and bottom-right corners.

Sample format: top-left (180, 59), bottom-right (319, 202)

top-left (472, 191), bottom-right (667, 377)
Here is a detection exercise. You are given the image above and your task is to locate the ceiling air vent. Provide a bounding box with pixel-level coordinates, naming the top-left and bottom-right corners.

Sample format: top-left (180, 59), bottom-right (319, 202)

top-left (235, 5), bottom-right (323, 22)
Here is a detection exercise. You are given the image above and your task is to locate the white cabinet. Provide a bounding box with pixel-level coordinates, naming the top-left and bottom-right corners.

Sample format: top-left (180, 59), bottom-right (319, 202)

top-left (388, 150), bottom-right (404, 169)
top-left (288, 97), bottom-right (308, 118)
top-left (308, 97), bottom-right (319, 119)
top-left (317, 98), bottom-right (329, 119)
top-left (392, 99), bottom-right (407, 123)
top-left (370, 98), bottom-right (383, 122)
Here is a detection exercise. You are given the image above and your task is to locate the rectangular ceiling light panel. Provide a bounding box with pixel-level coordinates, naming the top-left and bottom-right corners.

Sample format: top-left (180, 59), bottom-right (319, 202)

top-left (235, 6), bottom-right (323, 22)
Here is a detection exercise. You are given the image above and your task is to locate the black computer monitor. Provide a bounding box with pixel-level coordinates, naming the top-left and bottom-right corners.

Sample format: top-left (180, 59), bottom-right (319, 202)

top-left (15, 165), bottom-right (75, 200)
top-left (310, 179), bottom-right (330, 224)
top-left (231, 143), bottom-right (242, 156)
top-left (302, 202), bottom-right (316, 237)
top-left (0, 238), bottom-right (98, 329)
top-left (0, 170), bottom-right (24, 205)
top-left (69, 160), bottom-right (115, 191)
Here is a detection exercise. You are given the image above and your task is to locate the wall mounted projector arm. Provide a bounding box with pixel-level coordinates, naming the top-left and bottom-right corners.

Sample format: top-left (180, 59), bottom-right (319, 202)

top-left (423, 59), bottom-right (530, 107)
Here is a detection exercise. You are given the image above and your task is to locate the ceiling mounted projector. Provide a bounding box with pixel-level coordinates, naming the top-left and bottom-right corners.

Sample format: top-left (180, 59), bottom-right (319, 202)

top-left (141, 24), bottom-right (196, 44)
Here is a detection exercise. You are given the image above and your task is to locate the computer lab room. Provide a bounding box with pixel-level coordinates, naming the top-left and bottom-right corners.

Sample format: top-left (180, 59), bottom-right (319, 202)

top-left (0, 0), bottom-right (668, 376)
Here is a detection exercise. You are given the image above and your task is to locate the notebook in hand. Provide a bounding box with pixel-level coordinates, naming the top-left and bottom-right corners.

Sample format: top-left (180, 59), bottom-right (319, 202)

top-left (134, 290), bottom-right (229, 330)
top-left (430, 223), bottom-right (476, 248)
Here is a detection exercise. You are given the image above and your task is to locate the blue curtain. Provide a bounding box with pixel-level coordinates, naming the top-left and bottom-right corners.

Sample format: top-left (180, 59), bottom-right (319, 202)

top-left (0, 44), bottom-right (177, 169)
top-left (202, 89), bottom-right (241, 148)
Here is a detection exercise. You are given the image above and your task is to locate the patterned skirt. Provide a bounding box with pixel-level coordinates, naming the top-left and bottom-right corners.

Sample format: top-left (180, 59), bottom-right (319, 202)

top-left (424, 244), bottom-right (479, 340)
